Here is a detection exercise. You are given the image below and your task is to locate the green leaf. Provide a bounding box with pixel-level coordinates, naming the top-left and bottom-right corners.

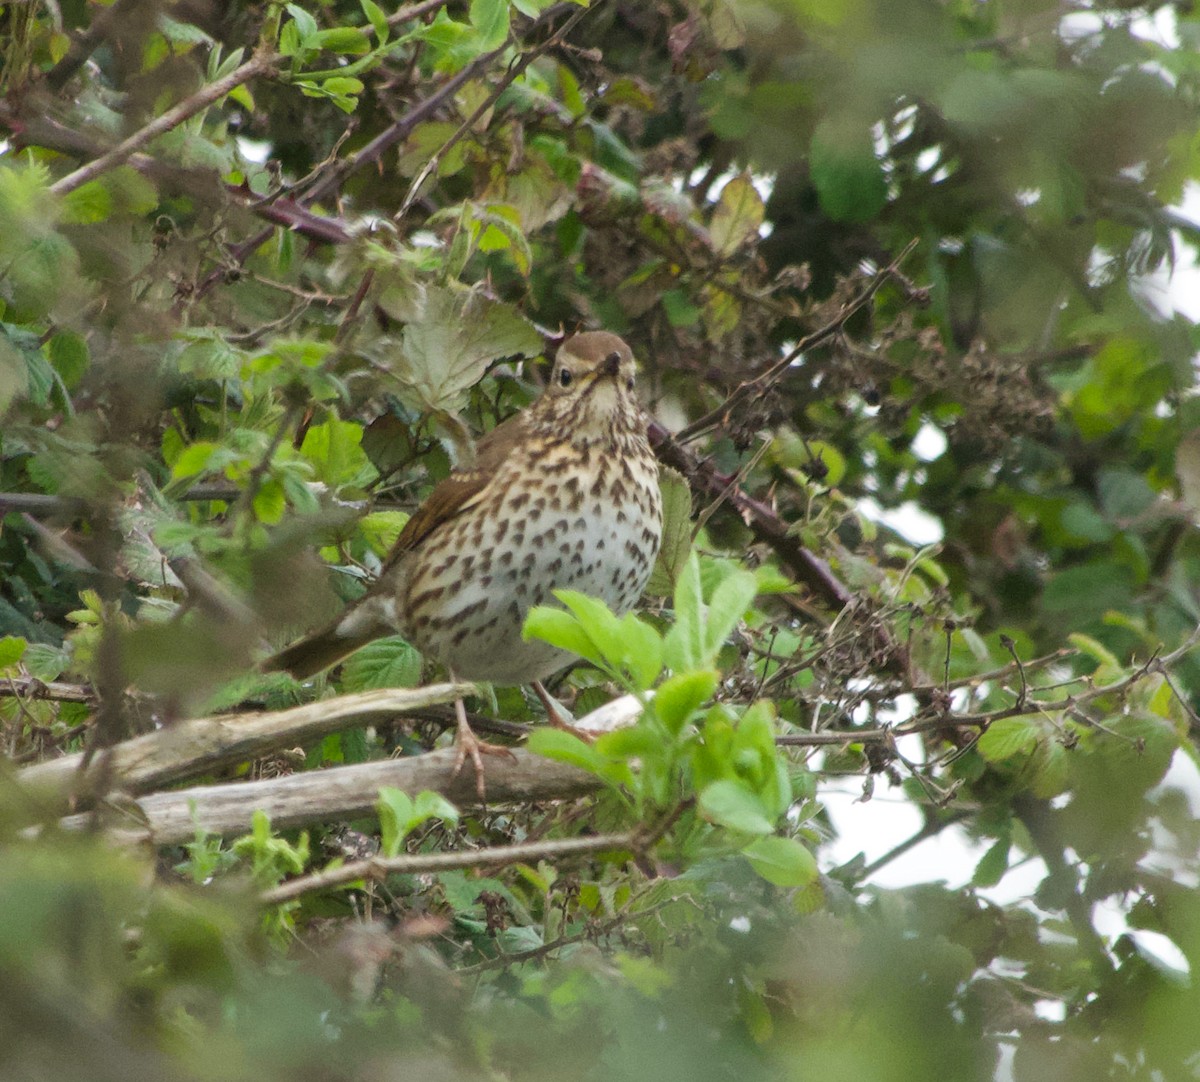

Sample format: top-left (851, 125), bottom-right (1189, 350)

top-left (616, 613), bottom-right (663, 690)
top-left (359, 510), bottom-right (410, 556)
top-left (977, 717), bottom-right (1040, 763)
top-left (314, 27), bottom-right (371, 54)
top-left (664, 552), bottom-right (704, 671)
top-left (523, 606), bottom-right (603, 668)
top-left (698, 779), bottom-right (775, 835)
top-left (361, 0), bottom-right (388, 42)
top-left (971, 835), bottom-right (1011, 887)
top-left (743, 836), bottom-right (818, 888)
top-left (809, 118), bottom-right (887, 224)
top-left (709, 173), bottom-right (764, 256)
top-left (703, 568), bottom-right (758, 663)
top-left (61, 179), bottom-right (112, 225)
top-left (285, 3), bottom-right (319, 46)
top-left (470, 0), bottom-right (510, 50)
top-left (384, 285), bottom-right (543, 412)
top-left (527, 728), bottom-right (605, 774)
top-left (170, 441), bottom-right (219, 480)
top-left (0, 334), bottom-right (28, 416)
top-left (413, 790), bottom-right (460, 827)
top-left (661, 289), bottom-right (701, 328)
top-left (250, 477), bottom-right (284, 523)
top-left (340, 636), bottom-right (422, 691)
top-left (1067, 632), bottom-right (1121, 675)
top-left (654, 670), bottom-right (718, 734)
top-left (645, 467), bottom-right (692, 597)
top-left (47, 331), bottom-right (89, 388)
top-left (377, 787), bottom-right (415, 857)
top-left (320, 75), bottom-right (365, 96)
top-left (299, 419), bottom-right (373, 487)
top-left (555, 590), bottom-right (625, 669)
top-left (0, 635), bottom-right (27, 669)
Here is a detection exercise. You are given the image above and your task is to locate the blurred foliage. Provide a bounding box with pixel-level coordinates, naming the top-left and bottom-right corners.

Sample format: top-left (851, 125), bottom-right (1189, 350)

top-left (3, 0), bottom-right (1200, 1078)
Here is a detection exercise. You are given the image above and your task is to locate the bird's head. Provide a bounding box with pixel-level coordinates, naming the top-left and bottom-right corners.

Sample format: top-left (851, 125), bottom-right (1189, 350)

top-left (537, 331), bottom-right (643, 441)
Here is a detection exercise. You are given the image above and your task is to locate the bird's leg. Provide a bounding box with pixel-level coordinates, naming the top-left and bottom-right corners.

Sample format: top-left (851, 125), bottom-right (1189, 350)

top-left (449, 692), bottom-right (516, 801)
top-left (532, 680), bottom-right (595, 743)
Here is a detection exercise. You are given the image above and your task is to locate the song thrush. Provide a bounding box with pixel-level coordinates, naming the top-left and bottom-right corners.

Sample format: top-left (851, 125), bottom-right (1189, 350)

top-left (267, 331), bottom-right (664, 794)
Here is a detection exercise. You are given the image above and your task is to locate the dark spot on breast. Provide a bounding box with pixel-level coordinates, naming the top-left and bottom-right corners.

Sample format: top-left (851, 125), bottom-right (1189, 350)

top-left (453, 598), bottom-right (487, 621)
top-left (409, 584), bottom-right (448, 610)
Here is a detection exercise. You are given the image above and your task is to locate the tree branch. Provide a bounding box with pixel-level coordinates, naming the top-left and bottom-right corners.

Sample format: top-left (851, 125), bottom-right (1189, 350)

top-left (49, 746), bottom-right (603, 848)
top-left (49, 52), bottom-right (278, 196)
top-left (649, 421), bottom-right (854, 611)
top-left (674, 239), bottom-right (921, 444)
top-left (18, 683), bottom-right (472, 813)
top-left (262, 824), bottom-right (631, 905)
top-left (1, 677), bottom-right (94, 704)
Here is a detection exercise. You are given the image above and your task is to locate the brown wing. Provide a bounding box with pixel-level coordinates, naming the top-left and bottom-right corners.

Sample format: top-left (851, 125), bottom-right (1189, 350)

top-left (387, 410), bottom-right (528, 558)
top-left (263, 411), bottom-right (531, 678)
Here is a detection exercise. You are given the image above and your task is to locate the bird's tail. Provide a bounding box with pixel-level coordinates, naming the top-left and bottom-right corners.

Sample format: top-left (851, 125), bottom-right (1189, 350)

top-left (263, 596), bottom-right (400, 679)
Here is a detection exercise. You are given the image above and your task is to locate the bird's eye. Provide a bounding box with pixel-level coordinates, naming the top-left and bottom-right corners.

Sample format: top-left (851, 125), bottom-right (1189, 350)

top-left (558, 368), bottom-right (573, 388)
top-left (626, 376), bottom-right (635, 391)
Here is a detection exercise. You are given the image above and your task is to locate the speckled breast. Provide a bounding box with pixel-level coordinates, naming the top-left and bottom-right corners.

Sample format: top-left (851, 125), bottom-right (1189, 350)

top-left (401, 436), bottom-right (662, 685)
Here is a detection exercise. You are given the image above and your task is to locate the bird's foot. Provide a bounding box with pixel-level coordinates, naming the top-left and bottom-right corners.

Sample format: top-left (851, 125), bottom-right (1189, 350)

top-left (450, 698), bottom-right (516, 801)
top-left (532, 680), bottom-right (596, 743)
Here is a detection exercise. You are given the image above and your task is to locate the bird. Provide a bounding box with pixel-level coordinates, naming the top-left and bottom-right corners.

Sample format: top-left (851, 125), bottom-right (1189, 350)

top-left (266, 331), bottom-right (664, 796)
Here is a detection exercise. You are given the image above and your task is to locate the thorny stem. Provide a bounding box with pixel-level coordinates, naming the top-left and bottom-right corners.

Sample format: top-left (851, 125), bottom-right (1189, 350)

top-left (49, 52), bottom-right (278, 196)
top-left (673, 239), bottom-right (921, 444)
top-left (395, 2), bottom-right (598, 222)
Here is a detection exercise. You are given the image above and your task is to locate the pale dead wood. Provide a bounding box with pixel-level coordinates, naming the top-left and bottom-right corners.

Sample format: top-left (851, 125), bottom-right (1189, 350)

top-left (18, 683), bottom-right (472, 813)
top-left (55, 747), bottom-right (601, 846)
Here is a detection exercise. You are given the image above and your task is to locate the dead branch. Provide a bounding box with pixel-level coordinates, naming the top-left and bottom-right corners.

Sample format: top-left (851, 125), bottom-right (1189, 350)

top-left (18, 683), bottom-right (471, 813)
top-left (53, 746), bottom-right (601, 848)
top-left (1, 678), bottom-right (95, 704)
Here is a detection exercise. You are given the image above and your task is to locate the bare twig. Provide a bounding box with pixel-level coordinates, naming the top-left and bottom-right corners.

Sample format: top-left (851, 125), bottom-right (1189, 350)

top-left (49, 52), bottom-right (278, 196)
top-left (262, 828), bottom-right (634, 905)
top-left (650, 421), bottom-right (855, 612)
top-left (395, 2), bottom-right (597, 221)
top-left (674, 239), bottom-right (921, 444)
top-left (855, 808), bottom-right (971, 880)
top-left (43, 0), bottom-right (145, 90)
top-left (459, 897), bottom-right (690, 974)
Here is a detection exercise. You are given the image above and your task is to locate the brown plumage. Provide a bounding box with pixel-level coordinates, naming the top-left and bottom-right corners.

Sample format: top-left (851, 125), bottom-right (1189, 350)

top-left (265, 331), bottom-right (663, 793)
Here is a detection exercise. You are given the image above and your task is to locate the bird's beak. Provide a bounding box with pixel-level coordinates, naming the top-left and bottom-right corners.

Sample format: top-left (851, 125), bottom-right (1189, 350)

top-left (599, 351), bottom-right (622, 379)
